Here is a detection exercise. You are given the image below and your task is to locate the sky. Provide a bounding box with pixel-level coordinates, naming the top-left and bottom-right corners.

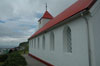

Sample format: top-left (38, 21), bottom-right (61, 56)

top-left (0, 0), bottom-right (77, 48)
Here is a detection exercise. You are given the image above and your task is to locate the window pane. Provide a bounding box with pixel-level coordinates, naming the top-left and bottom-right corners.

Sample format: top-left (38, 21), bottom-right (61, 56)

top-left (38, 38), bottom-right (39, 48)
top-left (42, 35), bottom-right (45, 50)
top-left (34, 39), bottom-right (36, 48)
top-left (63, 26), bottom-right (72, 53)
top-left (50, 32), bottom-right (54, 51)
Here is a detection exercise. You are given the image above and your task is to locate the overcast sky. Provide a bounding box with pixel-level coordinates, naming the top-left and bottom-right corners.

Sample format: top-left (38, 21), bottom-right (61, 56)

top-left (0, 0), bottom-right (77, 48)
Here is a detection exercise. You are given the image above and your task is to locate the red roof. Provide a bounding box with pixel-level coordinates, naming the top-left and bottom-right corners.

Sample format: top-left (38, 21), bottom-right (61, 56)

top-left (29, 0), bottom-right (96, 40)
top-left (38, 11), bottom-right (53, 21)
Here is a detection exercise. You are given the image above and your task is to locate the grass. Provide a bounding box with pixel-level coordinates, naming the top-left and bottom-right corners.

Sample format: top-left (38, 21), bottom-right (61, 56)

top-left (3, 52), bottom-right (27, 66)
top-left (0, 50), bottom-right (28, 66)
top-left (0, 62), bottom-right (4, 66)
top-left (17, 50), bottom-right (28, 55)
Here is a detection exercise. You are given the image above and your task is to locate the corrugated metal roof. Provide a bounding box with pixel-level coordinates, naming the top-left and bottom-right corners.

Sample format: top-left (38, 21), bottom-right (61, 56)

top-left (29, 0), bottom-right (96, 40)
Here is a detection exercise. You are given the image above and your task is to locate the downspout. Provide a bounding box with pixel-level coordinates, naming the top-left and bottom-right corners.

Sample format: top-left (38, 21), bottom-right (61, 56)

top-left (81, 12), bottom-right (92, 66)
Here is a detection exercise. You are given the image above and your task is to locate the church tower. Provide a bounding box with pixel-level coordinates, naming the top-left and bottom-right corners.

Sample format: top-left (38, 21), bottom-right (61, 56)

top-left (38, 4), bottom-right (53, 29)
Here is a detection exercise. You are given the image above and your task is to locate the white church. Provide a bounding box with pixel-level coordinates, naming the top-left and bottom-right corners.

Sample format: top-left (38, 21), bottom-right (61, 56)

top-left (28, 0), bottom-right (100, 66)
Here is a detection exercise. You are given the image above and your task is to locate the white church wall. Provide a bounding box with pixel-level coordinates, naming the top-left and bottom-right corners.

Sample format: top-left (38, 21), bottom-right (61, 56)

top-left (88, 2), bottom-right (100, 66)
top-left (29, 16), bottom-right (90, 66)
top-left (53, 17), bottom-right (89, 66)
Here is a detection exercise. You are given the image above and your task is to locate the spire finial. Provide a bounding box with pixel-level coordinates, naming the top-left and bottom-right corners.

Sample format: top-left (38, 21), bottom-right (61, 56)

top-left (46, 3), bottom-right (47, 11)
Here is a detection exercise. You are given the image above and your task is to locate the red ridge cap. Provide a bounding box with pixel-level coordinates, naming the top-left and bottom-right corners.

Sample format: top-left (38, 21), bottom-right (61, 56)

top-left (29, 0), bottom-right (96, 40)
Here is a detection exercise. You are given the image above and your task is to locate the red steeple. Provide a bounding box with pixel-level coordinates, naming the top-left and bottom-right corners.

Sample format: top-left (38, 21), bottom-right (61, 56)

top-left (42, 11), bottom-right (53, 19)
top-left (38, 11), bottom-right (53, 22)
top-left (38, 3), bottom-right (53, 22)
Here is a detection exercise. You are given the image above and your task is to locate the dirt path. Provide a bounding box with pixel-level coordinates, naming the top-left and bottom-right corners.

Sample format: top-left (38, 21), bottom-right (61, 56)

top-left (23, 54), bottom-right (46, 66)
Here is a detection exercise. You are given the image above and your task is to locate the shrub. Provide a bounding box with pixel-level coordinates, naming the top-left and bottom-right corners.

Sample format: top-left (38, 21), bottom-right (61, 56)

top-left (3, 52), bottom-right (27, 66)
top-left (0, 54), bottom-right (8, 62)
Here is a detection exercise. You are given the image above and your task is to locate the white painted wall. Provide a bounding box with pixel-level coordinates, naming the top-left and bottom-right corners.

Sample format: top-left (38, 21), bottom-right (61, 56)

top-left (29, 16), bottom-right (89, 66)
top-left (38, 18), bottom-right (50, 29)
top-left (88, 1), bottom-right (100, 66)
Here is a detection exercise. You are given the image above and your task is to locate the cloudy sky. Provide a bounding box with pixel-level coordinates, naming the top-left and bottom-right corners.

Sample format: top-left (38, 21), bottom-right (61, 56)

top-left (0, 0), bottom-right (77, 48)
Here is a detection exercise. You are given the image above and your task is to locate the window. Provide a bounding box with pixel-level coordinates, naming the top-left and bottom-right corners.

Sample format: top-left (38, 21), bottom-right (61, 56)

top-left (34, 39), bottom-right (36, 48)
top-left (50, 31), bottom-right (55, 51)
top-left (29, 40), bottom-right (31, 48)
top-left (31, 40), bottom-right (32, 48)
top-left (38, 37), bottom-right (39, 48)
top-left (42, 35), bottom-right (45, 50)
top-left (32, 39), bottom-right (33, 48)
top-left (63, 25), bottom-right (72, 53)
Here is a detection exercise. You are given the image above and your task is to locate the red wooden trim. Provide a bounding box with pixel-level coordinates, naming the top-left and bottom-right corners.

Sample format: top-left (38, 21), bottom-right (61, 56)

top-left (28, 53), bottom-right (54, 66)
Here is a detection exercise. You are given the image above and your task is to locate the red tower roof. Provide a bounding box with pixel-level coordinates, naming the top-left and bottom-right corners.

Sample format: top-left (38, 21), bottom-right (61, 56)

top-left (39, 11), bottom-right (53, 21)
top-left (42, 11), bottom-right (53, 19)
